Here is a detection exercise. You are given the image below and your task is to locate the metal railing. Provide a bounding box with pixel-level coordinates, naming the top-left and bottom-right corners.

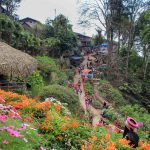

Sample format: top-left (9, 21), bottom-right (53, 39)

top-left (0, 82), bottom-right (26, 90)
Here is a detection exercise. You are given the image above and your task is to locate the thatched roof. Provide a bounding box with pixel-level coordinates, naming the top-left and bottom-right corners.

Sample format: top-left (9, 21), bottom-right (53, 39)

top-left (0, 42), bottom-right (38, 77)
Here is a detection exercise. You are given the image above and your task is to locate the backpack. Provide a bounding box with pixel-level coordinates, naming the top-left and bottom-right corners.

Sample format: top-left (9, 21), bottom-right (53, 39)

top-left (125, 130), bottom-right (139, 148)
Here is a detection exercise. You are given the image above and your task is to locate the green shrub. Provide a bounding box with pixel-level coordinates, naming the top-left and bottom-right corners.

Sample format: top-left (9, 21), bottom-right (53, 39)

top-left (119, 105), bottom-right (150, 132)
top-left (56, 72), bottom-right (68, 85)
top-left (109, 88), bottom-right (126, 106)
top-left (36, 56), bottom-right (59, 74)
top-left (39, 84), bottom-right (82, 114)
top-left (119, 82), bottom-right (142, 95)
top-left (92, 99), bottom-right (102, 109)
top-left (65, 69), bottom-right (75, 81)
top-left (102, 108), bottom-right (117, 122)
top-left (0, 14), bottom-right (41, 51)
top-left (27, 71), bottom-right (44, 96)
top-left (98, 80), bottom-right (127, 106)
top-left (36, 56), bottom-right (70, 86)
top-left (84, 81), bottom-right (94, 96)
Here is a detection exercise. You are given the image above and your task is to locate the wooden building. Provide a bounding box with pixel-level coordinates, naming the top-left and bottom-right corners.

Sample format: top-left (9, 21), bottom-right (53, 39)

top-left (75, 33), bottom-right (91, 48)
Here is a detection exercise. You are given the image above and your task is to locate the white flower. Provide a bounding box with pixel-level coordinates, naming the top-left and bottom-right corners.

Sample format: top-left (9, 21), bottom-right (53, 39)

top-left (56, 101), bottom-right (61, 105)
top-left (30, 127), bottom-right (36, 130)
top-left (39, 146), bottom-right (46, 150)
top-left (23, 138), bottom-right (28, 143)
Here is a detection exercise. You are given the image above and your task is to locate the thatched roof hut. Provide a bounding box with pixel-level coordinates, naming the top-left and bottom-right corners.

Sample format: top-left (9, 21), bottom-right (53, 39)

top-left (0, 42), bottom-right (38, 77)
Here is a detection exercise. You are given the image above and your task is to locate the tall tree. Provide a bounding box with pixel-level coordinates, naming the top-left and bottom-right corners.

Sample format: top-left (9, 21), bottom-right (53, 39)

top-left (121, 0), bottom-right (149, 79)
top-left (1, 0), bottom-right (21, 16)
top-left (92, 29), bottom-right (104, 46)
top-left (79, 0), bottom-right (149, 80)
top-left (79, 0), bottom-right (125, 75)
top-left (46, 14), bottom-right (78, 57)
top-left (140, 7), bottom-right (150, 80)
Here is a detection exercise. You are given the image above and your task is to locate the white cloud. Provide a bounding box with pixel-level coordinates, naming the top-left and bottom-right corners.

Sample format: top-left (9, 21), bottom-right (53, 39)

top-left (17, 0), bottom-right (96, 36)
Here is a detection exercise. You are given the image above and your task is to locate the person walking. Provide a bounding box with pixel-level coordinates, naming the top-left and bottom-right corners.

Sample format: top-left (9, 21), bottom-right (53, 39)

top-left (87, 62), bottom-right (89, 68)
top-left (78, 80), bottom-right (81, 88)
top-left (85, 96), bottom-right (90, 109)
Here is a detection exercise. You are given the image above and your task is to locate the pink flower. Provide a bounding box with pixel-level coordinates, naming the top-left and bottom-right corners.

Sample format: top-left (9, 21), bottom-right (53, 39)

top-left (37, 134), bottom-right (41, 137)
top-left (0, 97), bottom-right (5, 103)
top-left (7, 129), bottom-right (22, 137)
top-left (2, 140), bottom-right (9, 144)
top-left (0, 114), bottom-right (8, 123)
top-left (9, 126), bottom-right (15, 129)
top-left (20, 124), bottom-right (26, 130)
top-left (108, 128), bottom-right (113, 134)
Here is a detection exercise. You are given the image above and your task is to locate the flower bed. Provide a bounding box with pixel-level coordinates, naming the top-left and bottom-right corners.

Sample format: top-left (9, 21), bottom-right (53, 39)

top-left (0, 89), bottom-right (150, 150)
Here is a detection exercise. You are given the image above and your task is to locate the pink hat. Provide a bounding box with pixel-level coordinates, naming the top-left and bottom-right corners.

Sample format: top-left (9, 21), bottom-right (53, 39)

top-left (125, 117), bottom-right (138, 130)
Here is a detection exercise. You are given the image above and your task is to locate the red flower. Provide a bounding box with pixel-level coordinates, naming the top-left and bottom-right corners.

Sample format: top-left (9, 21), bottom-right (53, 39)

top-left (55, 104), bottom-right (61, 111)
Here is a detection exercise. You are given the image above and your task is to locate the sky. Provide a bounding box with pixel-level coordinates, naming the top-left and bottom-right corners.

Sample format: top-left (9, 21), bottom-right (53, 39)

top-left (17, 0), bottom-right (96, 36)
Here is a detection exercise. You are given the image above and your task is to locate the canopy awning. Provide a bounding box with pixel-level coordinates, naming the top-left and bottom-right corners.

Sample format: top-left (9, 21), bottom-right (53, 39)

top-left (82, 69), bottom-right (92, 73)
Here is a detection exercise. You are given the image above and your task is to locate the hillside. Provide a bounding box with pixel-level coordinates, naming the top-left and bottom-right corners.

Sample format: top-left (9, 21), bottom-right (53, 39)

top-left (0, 2), bottom-right (150, 149)
top-left (0, 89), bottom-right (150, 150)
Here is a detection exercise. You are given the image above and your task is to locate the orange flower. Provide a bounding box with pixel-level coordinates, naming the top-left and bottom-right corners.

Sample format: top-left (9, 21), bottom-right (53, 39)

top-left (70, 120), bottom-right (80, 128)
top-left (44, 101), bottom-right (51, 107)
top-left (118, 138), bottom-right (130, 146)
top-left (89, 136), bottom-right (97, 141)
top-left (81, 145), bottom-right (85, 150)
top-left (98, 144), bottom-right (103, 150)
top-left (64, 116), bottom-right (71, 121)
top-left (8, 112), bottom-right (15, 118)
top-left (105, 134), bottom-right (110, 141)
top-left (61, 127), bottom-right (67, 132)
top-left (45, 112), bottom-right (52, 122)
top-left (87, 144), bottom-right (93, 149)
top-left (106, 142), bottom-right (116, 150)
top-left (55, 104), bottom-right (61, 111)
top-left (84, 123), bottom-right (91, 127)
top-left (139, 140), bottom-right (150, 150)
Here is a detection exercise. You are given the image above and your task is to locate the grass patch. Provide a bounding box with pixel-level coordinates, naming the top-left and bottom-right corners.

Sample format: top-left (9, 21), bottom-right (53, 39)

top-left (98, 80), bottom-right (127, 106)
top-left (39, 84), bottom-right (83, 114)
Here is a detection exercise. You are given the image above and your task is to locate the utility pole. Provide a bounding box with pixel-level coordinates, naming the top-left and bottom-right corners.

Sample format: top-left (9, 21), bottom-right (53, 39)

top-left (0, 0), bottom-right (2, 7)
top-left (54, 9), bottom-right (57, 18)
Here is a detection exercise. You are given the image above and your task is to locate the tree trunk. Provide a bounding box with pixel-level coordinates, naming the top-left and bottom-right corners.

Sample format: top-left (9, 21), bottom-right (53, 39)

top-left (125, 24), bottom-right (134, 80)
top-left (108, 28), bottom-right (113, 78)
top-left (118, 28), bottom-right (121, 55)
top-left (143, 48), bottom-right (150, 80)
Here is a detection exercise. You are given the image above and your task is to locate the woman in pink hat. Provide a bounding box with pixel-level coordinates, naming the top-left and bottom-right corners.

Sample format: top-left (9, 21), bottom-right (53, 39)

top-left (123, 117), bottom-right (142, 148)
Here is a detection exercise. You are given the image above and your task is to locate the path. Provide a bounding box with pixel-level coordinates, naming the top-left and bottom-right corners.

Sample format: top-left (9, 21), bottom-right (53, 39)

top-left (74, 54), bottom-right (101, 127)
top-left (73, 54), bottom-right (123, 133)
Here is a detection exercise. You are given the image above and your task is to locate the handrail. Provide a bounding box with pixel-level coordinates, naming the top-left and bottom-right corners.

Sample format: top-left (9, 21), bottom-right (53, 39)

top-left (0, 82), bottom-right (26, 90)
